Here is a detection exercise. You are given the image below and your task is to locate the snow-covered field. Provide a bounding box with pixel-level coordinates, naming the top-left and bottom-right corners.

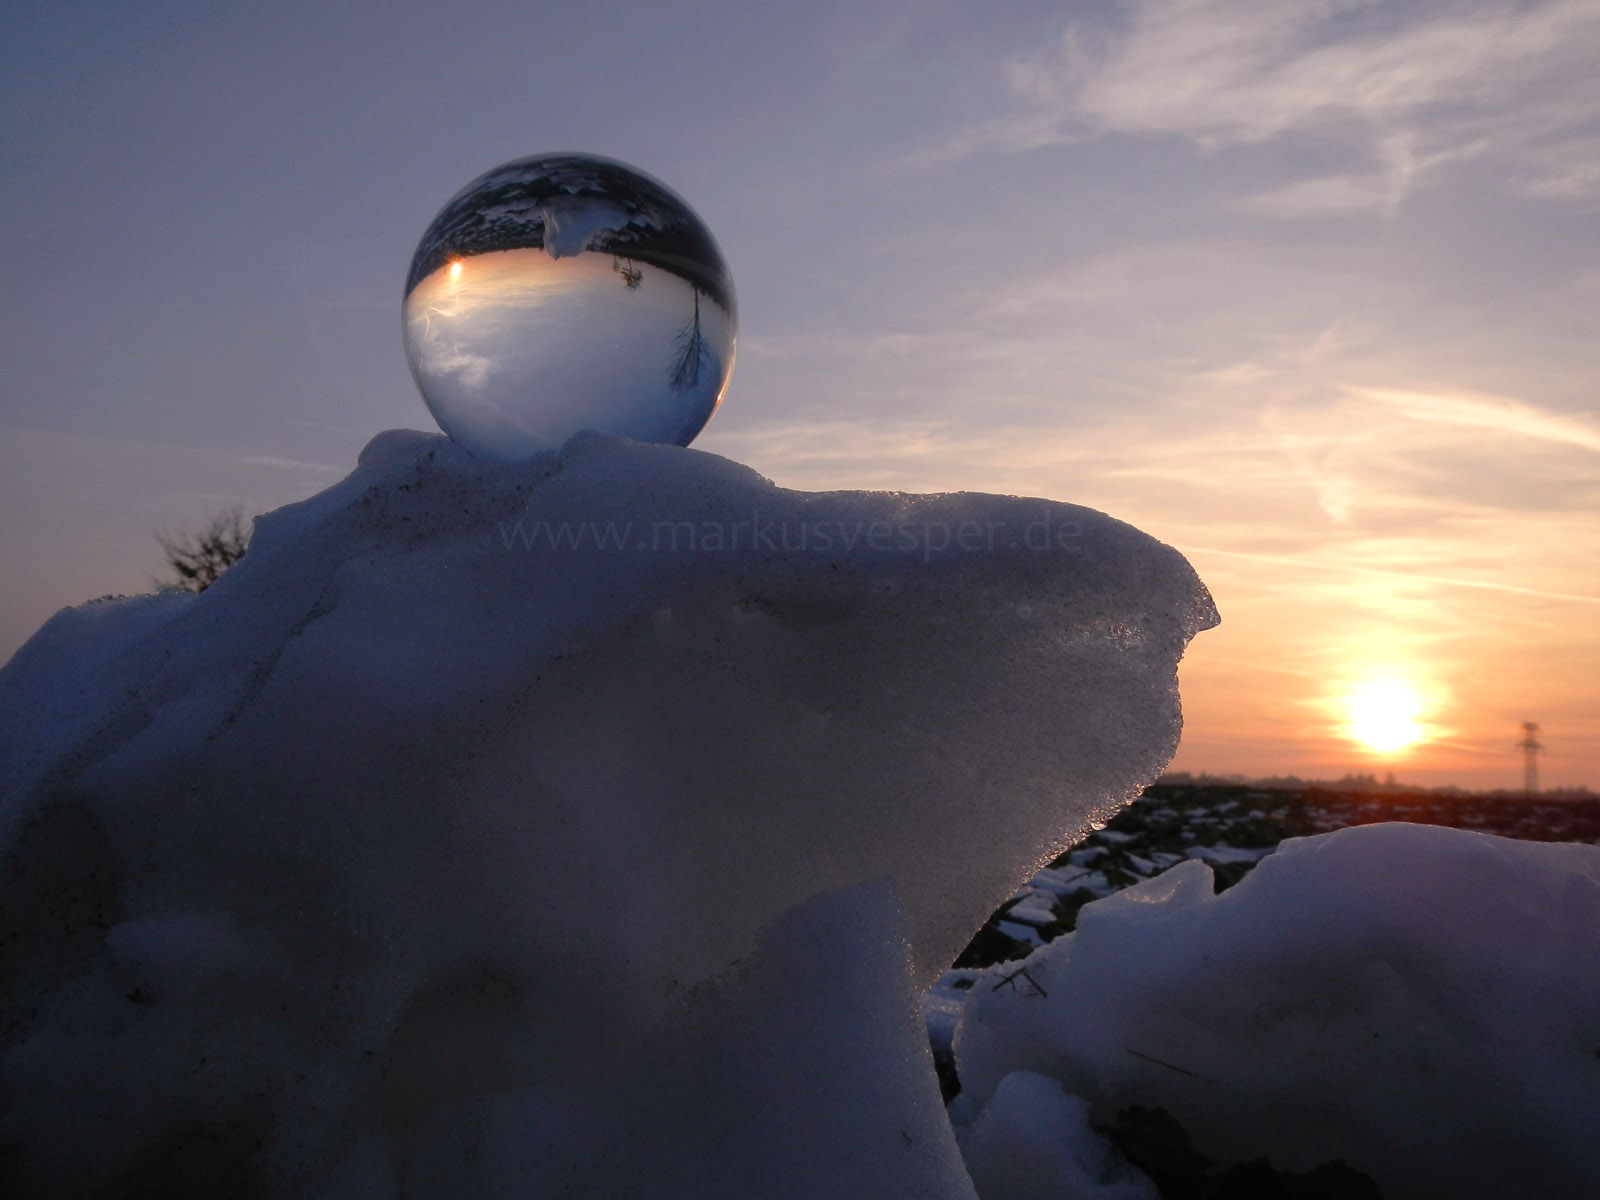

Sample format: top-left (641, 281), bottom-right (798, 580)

top-left (944, 781), bottom-right (1600, 969)
top-left (2, 432), bottom-right (1596, 1199)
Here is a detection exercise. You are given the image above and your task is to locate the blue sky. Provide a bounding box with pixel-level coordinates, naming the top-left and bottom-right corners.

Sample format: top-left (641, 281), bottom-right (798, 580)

top-left (3, 0), bottom-right (1597, 786)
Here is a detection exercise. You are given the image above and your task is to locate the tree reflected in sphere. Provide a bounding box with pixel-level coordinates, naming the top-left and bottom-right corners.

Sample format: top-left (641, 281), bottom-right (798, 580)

top-left (403, 154), bottom-right (737, 461)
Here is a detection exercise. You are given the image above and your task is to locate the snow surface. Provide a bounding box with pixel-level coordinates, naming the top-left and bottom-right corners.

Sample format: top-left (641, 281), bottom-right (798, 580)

top-left (962, 1072), bottom-right (1157, 1200)
top-left (953, 821), bottom-right (1600, 1200)
top-left (0, 429), bottom-right (1213, 1198)
top-left (538, 199), bottom-right (631, 258)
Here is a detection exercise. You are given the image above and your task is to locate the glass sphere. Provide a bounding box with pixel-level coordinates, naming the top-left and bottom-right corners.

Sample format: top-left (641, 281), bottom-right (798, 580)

top-left (402, 154), bottom-right (737, 461)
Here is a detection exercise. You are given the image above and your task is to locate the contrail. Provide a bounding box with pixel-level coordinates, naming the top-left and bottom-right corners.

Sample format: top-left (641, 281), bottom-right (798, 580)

top-left (1186, 546), bottom-right (1600, 606)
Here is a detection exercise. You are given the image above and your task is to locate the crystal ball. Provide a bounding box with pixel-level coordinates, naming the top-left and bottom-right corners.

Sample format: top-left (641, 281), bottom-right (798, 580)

top-left (402, 154), bottom-right (737, 461)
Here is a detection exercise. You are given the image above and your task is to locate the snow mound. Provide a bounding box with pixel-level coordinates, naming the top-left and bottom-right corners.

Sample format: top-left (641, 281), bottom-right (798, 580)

top-left (954, 821), bottom-right (1600, 1200)
top-left (962, 1072), bottom-right (1158, 1200)
top-left (0, 430), bottom-right (1213, 1198)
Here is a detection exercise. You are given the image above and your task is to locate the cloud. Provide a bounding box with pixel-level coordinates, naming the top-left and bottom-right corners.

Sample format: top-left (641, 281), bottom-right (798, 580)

top-left (1067, 0), bottom-right (1596, 144)
top-left (1051, 0), bottom-right (1593, 142)
top-left (1350, 387), bottom-right (1600, 454)
top-left (1254, 384), bottom-right (1600, 527)
top-left (1523, 145), bottom-right (1600, 202)
top-left (925, 0), bottom-right (1600, 208)
top-left (1236, 132), bottom-right (1488, 218)
top-left (1189, 544), bottom-right (1600, 607)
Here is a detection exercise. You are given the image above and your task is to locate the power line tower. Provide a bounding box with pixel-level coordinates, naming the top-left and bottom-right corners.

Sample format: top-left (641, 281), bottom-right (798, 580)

top-left (1519, 722), bottom-right (1542, 798)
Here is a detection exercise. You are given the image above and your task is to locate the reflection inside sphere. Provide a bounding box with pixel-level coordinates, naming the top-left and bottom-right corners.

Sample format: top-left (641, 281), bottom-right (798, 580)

top-left (402, 154), bottom-right (737, 461)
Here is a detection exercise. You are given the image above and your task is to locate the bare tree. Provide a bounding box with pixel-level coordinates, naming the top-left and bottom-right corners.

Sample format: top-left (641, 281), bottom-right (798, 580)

top-left (156, 506), bottom-right (251, 593)
top-left (669, 289), bottom-right (710, 392)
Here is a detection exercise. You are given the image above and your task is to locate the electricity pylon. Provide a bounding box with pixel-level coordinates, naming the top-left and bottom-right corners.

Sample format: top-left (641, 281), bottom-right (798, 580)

top-left (1519, 722), bottom-right (1542, 798)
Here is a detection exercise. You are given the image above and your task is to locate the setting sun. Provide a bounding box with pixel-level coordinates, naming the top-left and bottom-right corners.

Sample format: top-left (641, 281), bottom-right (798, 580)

top-left (1344, 678), bottom-right (1425, 754)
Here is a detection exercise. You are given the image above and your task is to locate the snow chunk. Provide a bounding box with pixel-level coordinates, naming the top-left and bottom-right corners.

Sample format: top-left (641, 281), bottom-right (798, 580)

top-left (1184, 842), bottom-right (1272, 865)
top-left (960, 1072), bottom-right (1157, 1200)
top-left (956, 822), bottom-right (1600, 1200)
top-left (0, 430), bottom-right (1212, 1198)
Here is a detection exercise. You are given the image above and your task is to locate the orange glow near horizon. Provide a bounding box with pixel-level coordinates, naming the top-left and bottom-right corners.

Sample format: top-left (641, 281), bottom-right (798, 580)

top-left (448, 259), bottom-right (463, 282)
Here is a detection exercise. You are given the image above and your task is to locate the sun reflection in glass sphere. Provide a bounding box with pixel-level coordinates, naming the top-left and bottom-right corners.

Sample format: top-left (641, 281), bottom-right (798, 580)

top-left (402, 153), bottom-right (737, 461)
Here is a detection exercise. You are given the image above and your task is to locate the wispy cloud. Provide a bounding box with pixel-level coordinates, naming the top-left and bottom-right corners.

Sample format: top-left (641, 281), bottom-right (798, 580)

top-left (925, 0), bottom-right (1600, 210)
top-left (1065, 0), bottom-right (1597, 144)
top-left (238, 454), bottom-right (348, 475)
top-left (1189, 545), bottom-right (1600, 607)
top-left (1523, 143), bottom-right (1600, 202)
top-left (1236, 133), bottom-right (1488, 219)
top-left (1353, 387), bottom-right (1600, 454)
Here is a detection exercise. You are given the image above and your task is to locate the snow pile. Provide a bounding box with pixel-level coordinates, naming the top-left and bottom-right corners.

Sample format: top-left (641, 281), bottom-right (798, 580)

top-left (962, 1072), bottom-right (1157, 1200)
top-left (0, 430), bottom-right (1213, 1198)
top-left (953, 822), bottom-right (1600, 1200)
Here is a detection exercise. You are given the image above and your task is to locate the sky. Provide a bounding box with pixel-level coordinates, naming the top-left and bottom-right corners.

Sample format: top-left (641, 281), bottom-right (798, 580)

top-left (2, 0), bottom-right (1597, 790)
